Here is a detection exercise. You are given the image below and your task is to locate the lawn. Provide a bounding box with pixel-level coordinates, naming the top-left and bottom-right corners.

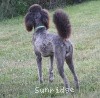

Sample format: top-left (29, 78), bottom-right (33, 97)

top-left (0, 1), bottom-right (100, 98)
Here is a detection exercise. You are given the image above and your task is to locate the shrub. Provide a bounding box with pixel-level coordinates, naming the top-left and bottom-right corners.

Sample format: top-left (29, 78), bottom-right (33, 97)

top-left (0, 0), bottom-right (38, 20)
top-left (0, 0), bottom-right (88, 20)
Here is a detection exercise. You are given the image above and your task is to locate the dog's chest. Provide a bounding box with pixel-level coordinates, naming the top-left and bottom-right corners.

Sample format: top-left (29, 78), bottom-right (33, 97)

top-left (34, 37), bottom-right (53, 56)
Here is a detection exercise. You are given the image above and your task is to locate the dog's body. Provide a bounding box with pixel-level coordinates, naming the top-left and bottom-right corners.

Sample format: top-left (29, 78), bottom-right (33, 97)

top-left (33, 29), bottom-right (55, 57)
top-left (33, 29), bottom-right (71, 57)
top-left (25, 4), bottom-right (79, 90)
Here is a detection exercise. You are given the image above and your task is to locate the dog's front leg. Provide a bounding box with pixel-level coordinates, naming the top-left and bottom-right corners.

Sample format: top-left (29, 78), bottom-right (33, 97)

top-left (49, 55), bottom-right (54, 82)
top-left (35, 52), bottom-right (43, 83)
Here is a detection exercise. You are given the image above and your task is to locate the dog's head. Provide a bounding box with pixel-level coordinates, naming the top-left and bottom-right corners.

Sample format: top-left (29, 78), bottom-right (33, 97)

top-left (25, 4), bottom-right (49, 32)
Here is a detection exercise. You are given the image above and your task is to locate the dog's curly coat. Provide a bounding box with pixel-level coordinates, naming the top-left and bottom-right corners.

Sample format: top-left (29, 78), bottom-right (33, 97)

top-left (25, 4), bottom-right (79, 90)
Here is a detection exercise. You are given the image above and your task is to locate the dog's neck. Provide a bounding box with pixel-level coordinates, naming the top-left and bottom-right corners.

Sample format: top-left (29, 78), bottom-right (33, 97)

top-left (35, 25), bottom-right (46, 32)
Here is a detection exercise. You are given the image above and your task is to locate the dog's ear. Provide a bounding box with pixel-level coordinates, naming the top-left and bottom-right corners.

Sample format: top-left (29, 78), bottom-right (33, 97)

top-left (24, 12), bottom-right (34, 32)
top-left (41, 9), bottom-right (49, 29)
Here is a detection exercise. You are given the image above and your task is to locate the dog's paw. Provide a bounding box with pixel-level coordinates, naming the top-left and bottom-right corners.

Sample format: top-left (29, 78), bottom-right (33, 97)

top-left (49, 77), bottom-right (54, 83)
top-left (39, 79), bottom-right (43, 84)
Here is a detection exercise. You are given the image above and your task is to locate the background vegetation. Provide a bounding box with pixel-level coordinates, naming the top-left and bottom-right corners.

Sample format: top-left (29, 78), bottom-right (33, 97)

top-left (0, 0), bottom-right (100, 98)
top-left (0, 0), bottom-right (94, 20)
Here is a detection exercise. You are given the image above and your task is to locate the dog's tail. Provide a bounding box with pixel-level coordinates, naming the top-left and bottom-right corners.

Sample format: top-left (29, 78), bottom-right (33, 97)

top-left (53, 9), bottom-right (71, 39)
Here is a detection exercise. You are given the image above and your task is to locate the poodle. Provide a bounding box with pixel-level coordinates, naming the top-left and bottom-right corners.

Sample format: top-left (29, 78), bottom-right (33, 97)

top-left (24, 4), bottom-right (79, 91)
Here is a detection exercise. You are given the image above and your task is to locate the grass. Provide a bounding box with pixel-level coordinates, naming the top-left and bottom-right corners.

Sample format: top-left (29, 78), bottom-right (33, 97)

top-left (0, 1), bottom-right (100, 98)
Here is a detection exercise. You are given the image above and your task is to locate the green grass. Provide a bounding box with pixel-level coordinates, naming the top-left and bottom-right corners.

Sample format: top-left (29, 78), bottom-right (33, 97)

top-left (0, 1), bottom-right (100, 98)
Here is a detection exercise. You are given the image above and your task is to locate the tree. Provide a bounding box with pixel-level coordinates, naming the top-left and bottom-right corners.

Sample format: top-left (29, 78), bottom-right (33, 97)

top-left (73, 0), bottom-right (82, 3)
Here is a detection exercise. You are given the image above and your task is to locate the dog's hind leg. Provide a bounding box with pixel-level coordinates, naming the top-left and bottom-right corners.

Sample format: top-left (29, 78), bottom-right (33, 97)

top-left (55, 47), bottom-right (70, 90)
top-left (35, 52), bottom-right (43, 83)
top-left (66, 55), bottom-right (79, 89)
top-left (49, 55), bottom-right (54, 82)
